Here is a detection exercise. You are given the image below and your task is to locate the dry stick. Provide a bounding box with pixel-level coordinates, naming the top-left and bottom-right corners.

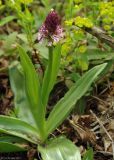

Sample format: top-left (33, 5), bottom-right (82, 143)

top-left (91, 95), bottom-right (108, 106)
top-left (32, 48), bottom-right (45, 75)
top-left (81, 26), bottom-right (114, 50)
top-left (90, 110), bottom-right (114, 160)
top-left (0, 67), bottom-right (8, 73)
top-left (96, 151), bottom-right (113, 156)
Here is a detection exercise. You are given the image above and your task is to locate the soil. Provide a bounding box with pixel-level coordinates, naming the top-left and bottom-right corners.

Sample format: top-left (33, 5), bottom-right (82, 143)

top-left (0, 152), bottom-right (27, 160)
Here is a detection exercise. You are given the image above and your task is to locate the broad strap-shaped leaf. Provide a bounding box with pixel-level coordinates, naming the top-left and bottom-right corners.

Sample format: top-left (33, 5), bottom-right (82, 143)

top-left (41, 45), bottom-right (61, 108)
top-left (46, 63), bottom-right (107, 136)
top-left (0, 135), bottom-right (27, 143)
top-left (0, 115), bottom-right (40, 144)
top-left (9, 61), bottom-right (37, 127)
top-left (18, 46), bottom-right (45, 139)
top-left (39, 137), bottom-right (81, 160)
top-left (0, 135), bottom-right (27, 152)
top-left (0, 128), bottom-right (36, 144)
top-left (0, 142), bottom-right (26, 152)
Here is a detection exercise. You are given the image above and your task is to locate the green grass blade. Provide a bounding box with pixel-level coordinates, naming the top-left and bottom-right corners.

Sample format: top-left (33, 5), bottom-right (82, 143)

top-left (46, 63), bottom-right (107, 136)
top-left (18, 46), bottom-right (45, 139)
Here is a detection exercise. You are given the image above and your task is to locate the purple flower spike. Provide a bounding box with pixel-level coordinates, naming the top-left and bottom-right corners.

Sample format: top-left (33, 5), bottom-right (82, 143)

top-left (38, 9), bottom-right (63, 46)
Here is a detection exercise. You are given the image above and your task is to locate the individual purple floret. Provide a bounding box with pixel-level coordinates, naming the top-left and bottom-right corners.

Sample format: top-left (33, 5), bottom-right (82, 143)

top-left (38, 9), bottom-right (63, 46)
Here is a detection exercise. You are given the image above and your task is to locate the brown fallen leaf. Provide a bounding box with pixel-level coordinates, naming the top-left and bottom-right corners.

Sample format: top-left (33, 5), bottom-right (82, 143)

top-left (69, 115), bottom-right (96, 144)
top-left (69, 115), bottom-right (103, 150)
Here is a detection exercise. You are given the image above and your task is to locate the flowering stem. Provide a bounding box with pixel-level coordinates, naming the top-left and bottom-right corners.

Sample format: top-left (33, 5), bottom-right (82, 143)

top-left (41, 44), bottom-right (61, 114)
top-left (41, 46), bottom-right (53, 107)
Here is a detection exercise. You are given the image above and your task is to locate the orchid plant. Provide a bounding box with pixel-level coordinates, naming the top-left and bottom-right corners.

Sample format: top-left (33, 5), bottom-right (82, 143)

top-left (0, 10), bottom-right (106, 160)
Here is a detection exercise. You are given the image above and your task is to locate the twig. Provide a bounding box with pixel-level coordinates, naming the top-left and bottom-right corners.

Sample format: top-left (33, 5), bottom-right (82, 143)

top-left (95, 151), bottom-right (113, 156)
top-left (90, 110), bottom-right (114, 160)
top-left (91, 95), bottom-right (108, 106)
top-left (83, 26), bottom-right (114, 49)
top-left (0, 67), bottom-right (8, 73)
top-left (32, 48), bottom-right (45, 75)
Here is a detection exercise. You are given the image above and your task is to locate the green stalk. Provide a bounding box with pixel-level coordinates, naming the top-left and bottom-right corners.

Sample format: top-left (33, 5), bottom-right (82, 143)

top-left (41, 44), bottom-right (61, 125)
top-left (41, 46), bottom-right (53, 109)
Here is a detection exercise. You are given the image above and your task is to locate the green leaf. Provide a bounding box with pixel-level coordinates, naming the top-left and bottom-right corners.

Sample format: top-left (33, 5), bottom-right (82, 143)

top-left (18, 46), bottom-right (45, 140)
top-left (0, 115), bottom-right (40, 144)
top-left (41, 45), bottom-right (61, 108)
top-left (83, 48), bottom-right (112, 60)
top-left (83, 148), bottom-right (93, 160)
top-left (46, 63), bottom-right (107, 136)
top-left (99, 56), bottom-right (114, 78)
top-left (4, 32), bottom-right (17, 54)
top-left (17, 34), bottom-right (28, 43)
top-left (0, 142), bottom-right (26, 152)
top-left (0, 16), bottom-right (16, 26)
top-left (9, 61), bottom-right (37, 127)
top-left (39, 137), bottom-right (81, 160)
top-left (0, 135), bottom-right (27, 143)
top-left (75, 97), bottom-right (86, 115)
top-left (41, 0), bottom-right (49, 6)
top-left (35, 43), bottom-right (48, 59)
top-left (0, 135), bottom-right (27, 152)
top-left (75, 48), bottom-right (113, 62)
